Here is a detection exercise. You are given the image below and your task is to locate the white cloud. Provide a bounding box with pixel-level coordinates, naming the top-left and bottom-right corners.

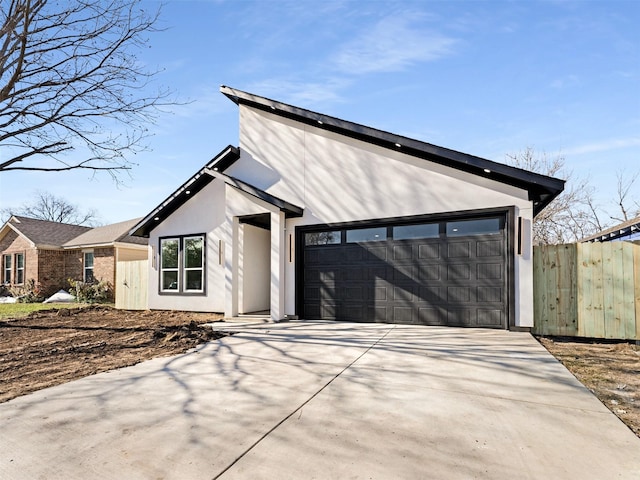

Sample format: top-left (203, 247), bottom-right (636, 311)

top-left (246, 78), bottom-right (351, 107)
top-left (562, 137), bottom-right (640, 156)
top-left (332, 14), bottom-right (457, 75)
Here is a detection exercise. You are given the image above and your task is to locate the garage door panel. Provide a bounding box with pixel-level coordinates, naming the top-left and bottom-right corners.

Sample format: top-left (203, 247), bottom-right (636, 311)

top-left (365, 246), bottom-right (387, 261)
top-left (301, 215), bottom-right (507, 328)
top-left (448, 264), bottom-right (471, 280)
top-left (448, 242), bottom-right (470, 258)
top-left (477, 309), bottom-right (503, 327)
top-left (418, 307), bottom-right (448, 325)
top-left (392, 307), bottom-right (413, 323)
top-left (447, 286), bottom-right (472, 303)
top-left (418, 244), bottom-right (441, 259)
top-left (477, 286), bottom-right (502, 302)
top-left (419, 265), bottom-right (441, 281)
top-left (393, 286), bottom-right (414, 302)
top-left (418, 286), bottom-right (446, 303)
top-left (393, 245), bottom-right (413, 260)
top-left (447, 308), bottom-right (472, 326)
top-left (477, 240), bottom-right (502, 257)
top-left (477, 263), bottom-right (502, 279)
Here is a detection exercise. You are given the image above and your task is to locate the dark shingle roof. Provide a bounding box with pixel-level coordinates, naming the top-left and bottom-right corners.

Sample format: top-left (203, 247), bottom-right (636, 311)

top-left (6, 216), bottom-right (92, 247)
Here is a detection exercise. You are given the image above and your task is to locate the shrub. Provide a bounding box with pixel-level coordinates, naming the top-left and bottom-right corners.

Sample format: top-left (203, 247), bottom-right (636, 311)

top-left (68, 279), bottom-right (112, 303)
top-left (10, 279), bottom-right (44, 303)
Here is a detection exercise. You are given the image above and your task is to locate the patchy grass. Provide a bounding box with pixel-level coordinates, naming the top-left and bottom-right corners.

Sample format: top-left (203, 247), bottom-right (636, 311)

top-left (0, 302), bottom-right (93, 320)
top-left (538, 337), bottom-right (640, 438)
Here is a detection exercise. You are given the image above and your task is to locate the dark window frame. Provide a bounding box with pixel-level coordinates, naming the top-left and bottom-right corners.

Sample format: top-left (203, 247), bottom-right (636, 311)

top-left (2, 254), bottom-right (11, 284)
top-left (14, 252), bottom-right (24, 285)
top-left (158, 234), bottom-right (206, 296)
top-left (83, 251), bottom-right (95, 283)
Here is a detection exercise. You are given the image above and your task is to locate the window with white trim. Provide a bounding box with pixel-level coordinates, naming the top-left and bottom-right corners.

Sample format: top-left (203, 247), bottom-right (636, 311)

top-left (2, 255), bottom-right (11, 284)
top-left (84, 252), bottom-right (94, 282)
top-left (159, 235), bottom-right (205, 294)
top-left (15, 253), bottom-right (24, 284)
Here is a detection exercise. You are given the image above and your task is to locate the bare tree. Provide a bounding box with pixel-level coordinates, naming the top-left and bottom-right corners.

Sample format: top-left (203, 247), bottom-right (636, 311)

top-left (506, 147), bottom-right (603, 245)
top-left (1, 190), bottom-right (101, 226)
top-left (610, 170), bottom-right (640, 223)
top-left (0, 0), bottom-right (174, 180)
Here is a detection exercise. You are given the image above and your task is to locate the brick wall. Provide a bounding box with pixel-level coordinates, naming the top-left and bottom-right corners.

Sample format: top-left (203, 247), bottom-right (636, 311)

top-left (64, 250), bottom-right (84, 284)
top-left (37, 249), bottom-right (66, 297)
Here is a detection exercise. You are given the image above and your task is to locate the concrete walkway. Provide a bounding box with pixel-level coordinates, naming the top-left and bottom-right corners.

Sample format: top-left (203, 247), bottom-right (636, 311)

top-left (1, 322), bottom-right (639, 479)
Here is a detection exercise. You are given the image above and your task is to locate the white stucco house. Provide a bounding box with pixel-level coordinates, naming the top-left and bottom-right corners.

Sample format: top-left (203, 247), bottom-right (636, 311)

top-left (131, 86), bottom-right (564, 329)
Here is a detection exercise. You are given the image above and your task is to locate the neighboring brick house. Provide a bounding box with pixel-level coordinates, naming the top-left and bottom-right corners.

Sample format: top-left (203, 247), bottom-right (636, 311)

top-left (0, 216), bottom-right (148, 300)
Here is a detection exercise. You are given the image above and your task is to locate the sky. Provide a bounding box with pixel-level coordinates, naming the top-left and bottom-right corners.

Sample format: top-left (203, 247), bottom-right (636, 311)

top-left (1, 0), bottom-right (638, 226)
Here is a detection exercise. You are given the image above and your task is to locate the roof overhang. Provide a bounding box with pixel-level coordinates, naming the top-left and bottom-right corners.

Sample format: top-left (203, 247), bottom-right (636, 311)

top-left (130, 146), bottom-right (240, 238)
top-left (203, 168), bottom-right (304, 218)
top-left (0, 218), bottom-right (37, 247)
top-left (220, 85), bottom-right (565, 217)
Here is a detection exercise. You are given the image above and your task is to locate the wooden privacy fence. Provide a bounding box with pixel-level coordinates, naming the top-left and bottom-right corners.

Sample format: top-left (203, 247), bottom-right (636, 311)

top-left (533, 241), bottom-right (640, 340)
top-left (115, 259), bottom-right (149, 310)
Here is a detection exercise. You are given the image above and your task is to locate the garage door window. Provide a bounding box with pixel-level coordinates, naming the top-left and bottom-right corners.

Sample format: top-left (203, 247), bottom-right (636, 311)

top-left (393, 223), bottom-right (439, 240)
top-left (447, 218), bottom-right (501, 236)
top-left (305, 231), bottom-right (341, 245)
top-left (346, 227), bottom-right (386, 243)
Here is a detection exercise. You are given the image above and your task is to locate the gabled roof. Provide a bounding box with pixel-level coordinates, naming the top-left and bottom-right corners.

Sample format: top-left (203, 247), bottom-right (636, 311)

top-left (63, 218), bottom-right (147, 248)
top-left (220, 86), bottom-right (565, 216)
top-left (1, 216), bottom-right (91, 248)
top-left (130, 145), bottom-right (304, 238)
top-left (0, 215), bottom-right (147, 250)
top-left (581, 215), bottom-right (640, 242)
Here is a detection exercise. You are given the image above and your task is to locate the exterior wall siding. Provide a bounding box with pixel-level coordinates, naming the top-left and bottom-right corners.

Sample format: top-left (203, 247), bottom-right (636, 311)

top-left (145, 103), bottom-right (538, 327)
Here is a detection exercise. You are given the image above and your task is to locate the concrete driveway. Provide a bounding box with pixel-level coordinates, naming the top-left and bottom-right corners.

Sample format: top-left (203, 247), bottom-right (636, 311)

top-left (1, 322), bottom-right (639, 479)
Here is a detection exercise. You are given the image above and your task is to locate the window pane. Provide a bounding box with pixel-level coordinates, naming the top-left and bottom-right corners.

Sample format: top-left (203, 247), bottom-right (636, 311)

top-left (447, 218), bottom-right (501, 236)
top-left (3, 255), bottom-right (10, 269)
top-left (84, 252), bottom-right (94, 268)
top-left (185, 270), bottom-right (203, 291)
top-left (184, 237), bottom-right (203, 268)
top-left (85, 268), bottom-right (94, 283)
top-left (346, 227), bottom-right (386, 243)
top-left (162, 271), bottom-right (179, 290)
top-left (393, 223), bottom-right (439, 240)
top-left (161, 239), bottom-right (179, 268)
top-left (16, 253), bottom-right (24, 268)
top-left (305, 231), bottom-right (341, 246)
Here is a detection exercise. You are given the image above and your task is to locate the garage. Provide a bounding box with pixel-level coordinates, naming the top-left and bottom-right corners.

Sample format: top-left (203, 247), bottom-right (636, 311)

top-left (299, 210), bottom-right (512, 328)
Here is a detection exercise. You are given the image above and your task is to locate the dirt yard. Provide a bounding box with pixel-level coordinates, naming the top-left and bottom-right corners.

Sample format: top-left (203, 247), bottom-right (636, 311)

top-left (1, 306), bottom-right (638, 439)
top-left (0, 305), bottom-right (228, 403)
top-left (538, 336), bottom-right (640, 438)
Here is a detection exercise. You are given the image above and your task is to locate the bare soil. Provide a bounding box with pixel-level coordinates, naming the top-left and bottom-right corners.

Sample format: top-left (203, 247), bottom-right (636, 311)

top-left (1, 306), bottom-right (638, 440)
top-left (0, 305), bottom-right (227, 403)
top-left (538, 336), bottom-right (640, 438)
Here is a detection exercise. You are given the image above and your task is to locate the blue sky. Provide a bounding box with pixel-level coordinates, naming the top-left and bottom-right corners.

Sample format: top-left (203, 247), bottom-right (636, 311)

top-left (1, 0), bottom-right (638, 225)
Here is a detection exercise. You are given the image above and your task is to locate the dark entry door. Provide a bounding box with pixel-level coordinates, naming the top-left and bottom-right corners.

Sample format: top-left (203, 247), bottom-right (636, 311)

top-left (301, 216), bottom-right (508, 328)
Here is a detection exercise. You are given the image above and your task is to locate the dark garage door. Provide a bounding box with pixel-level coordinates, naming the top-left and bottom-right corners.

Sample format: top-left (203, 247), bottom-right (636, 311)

top-left (301, 216), bottom-right (508, 328)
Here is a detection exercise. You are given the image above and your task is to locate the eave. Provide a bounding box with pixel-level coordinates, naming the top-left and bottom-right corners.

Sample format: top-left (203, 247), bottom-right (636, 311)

top-left (220, 85), bottom-right (565, 216)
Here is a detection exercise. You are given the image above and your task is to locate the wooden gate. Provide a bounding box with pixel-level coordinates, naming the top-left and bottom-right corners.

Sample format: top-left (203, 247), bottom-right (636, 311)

top-left (115, 259), bottom-right (149, 310)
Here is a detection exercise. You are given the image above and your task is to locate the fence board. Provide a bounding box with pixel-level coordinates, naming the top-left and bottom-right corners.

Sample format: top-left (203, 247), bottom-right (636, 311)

top-left (533, 241), bottom-right (639, 340)
top-left (635, 247), bottom-right (640, 340)
top-left (622, 243), bottom-right (636, 339)
top-left (115, 259), bottom-right (149, 310)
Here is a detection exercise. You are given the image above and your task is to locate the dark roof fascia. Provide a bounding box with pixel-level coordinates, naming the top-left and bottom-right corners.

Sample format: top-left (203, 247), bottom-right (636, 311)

top-left (221, 86), bottom-right (565, 216)
top-left (130, 146), bottom-right (240, 237)
top-left (203, 168), bottom-right (304, 218)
